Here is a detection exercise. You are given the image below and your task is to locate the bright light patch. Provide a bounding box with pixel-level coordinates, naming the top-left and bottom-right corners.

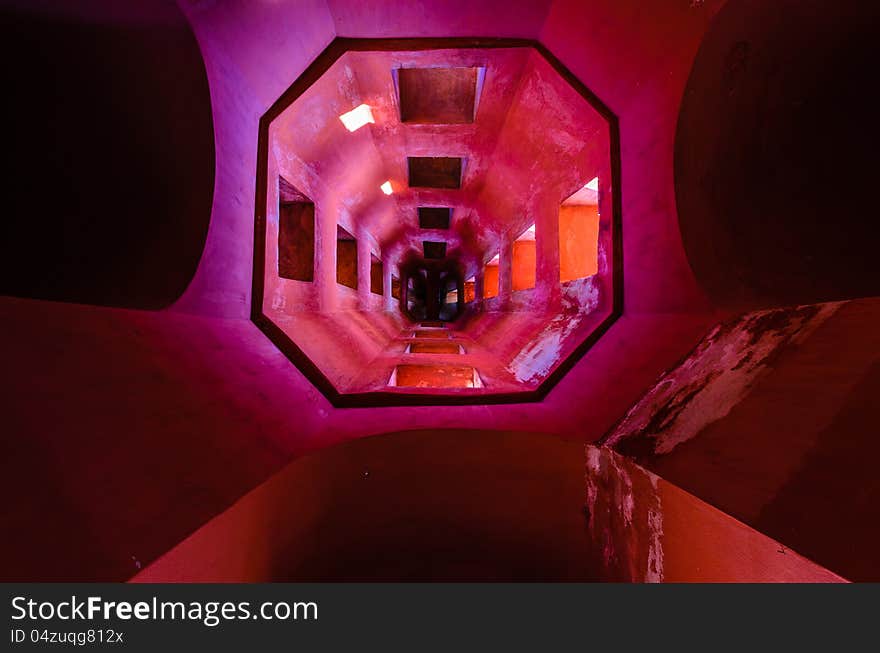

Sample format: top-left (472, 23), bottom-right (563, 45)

top-left (487, 254), bottom-right (500, 265)
top-left (516, 224), bottom-right (536, 241)
top-left (380, 181), bottom-right (393, 195)
top-left (563, 176), bottom-right (600, 206)
top-left (339, 103), bottom-right (375, 132)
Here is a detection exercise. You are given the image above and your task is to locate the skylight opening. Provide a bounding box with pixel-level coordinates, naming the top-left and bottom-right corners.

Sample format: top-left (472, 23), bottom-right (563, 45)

top-left (396, 67), bottom-right (482, 124)
top-left (380, 180), bottom-right (393, 195)
top-left (339, 103), bottom-right (375, 132)
top-left (418, 207), bottom-right (452, 229)
top-left (407, 157), bottom-right (463, 189)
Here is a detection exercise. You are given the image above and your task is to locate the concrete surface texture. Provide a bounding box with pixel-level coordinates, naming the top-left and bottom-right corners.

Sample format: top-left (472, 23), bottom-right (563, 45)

top-left (1, 0), bottom-right (877, 582)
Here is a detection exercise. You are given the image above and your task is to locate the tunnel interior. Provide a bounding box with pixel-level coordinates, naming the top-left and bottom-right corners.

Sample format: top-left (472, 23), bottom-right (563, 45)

top-left (255, 43), bottom-right (619, 404)
top-left (2, 0), bottom-right (878, 584)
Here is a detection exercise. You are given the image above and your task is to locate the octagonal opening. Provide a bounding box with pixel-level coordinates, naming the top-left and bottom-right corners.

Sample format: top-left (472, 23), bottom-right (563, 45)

top-left (253, 39), bottom-right (621, 406)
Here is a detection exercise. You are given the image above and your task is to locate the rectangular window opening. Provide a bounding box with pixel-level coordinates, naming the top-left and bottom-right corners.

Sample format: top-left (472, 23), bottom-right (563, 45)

top-left (409, 341), bottom-right (461, 354)
top-left (512, 223), bottom-right (536, 291)
top-left (408, 157), bottom-right (463, 189)
top-left (423, 241), bottom-right (447, 260)
top-left (484, 253), bottom-right (499, 299)
top-left (397, 67), bottom-right (482, 124)
top-left (560, 179), bottom-right (600, 282)
top-left (336, 225), bottom-right (358, 289)
top-left (389, 364), bottom-right (480, 389)
top-left (414, 329), bottom-right (450, 339)
top-left (278, 177), bottom-right (314, 282)
top-left (464, 276), bottom-right (476, 303)
top-left (418, 207), bottom-right (452, 229)
top-left (370, 254), bottom-right (383, 295)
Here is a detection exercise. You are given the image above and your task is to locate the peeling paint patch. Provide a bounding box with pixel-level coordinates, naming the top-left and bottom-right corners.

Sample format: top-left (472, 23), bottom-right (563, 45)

top-left (507, 320), bottom-right (569, 383)
top-left (645, 507), bottom-right (664, 583)
top-left (584, 445), bottom-right (665, 582)
top-left (270, 289), bottom-right (286, 311)
top-left (506, 277), bottom-right (600, 383)
top-left (561, 275), bottom-right (600, 313)
top-left (604, 301), bottom-right (844, 458)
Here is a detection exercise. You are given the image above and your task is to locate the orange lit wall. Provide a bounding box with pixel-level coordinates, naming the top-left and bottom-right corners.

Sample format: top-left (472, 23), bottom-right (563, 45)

top-left (512, 240), bottom-right (536, 290)
top-left (559, 205), bottom-right (599, 282)
top-left (464, 281), bottom-right (475, 303)
top-left (484, 264), bottom-right (499, 298)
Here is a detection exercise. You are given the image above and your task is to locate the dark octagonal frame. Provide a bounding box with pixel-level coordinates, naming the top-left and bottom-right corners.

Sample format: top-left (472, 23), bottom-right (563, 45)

top-left (252, 37), bottom-right (623, 408)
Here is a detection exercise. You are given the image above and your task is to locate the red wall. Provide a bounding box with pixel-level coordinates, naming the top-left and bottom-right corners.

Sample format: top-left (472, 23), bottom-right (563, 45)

top-left (605, 298), bottom-right (880, 581)
top-left (585, 446), bottom-right (844, 582)
top-left (3, 0), bottom-right (795, 580)
top-left (132, 430), bottom-right (593, 582)
top-left (129, 431), bottom-right (844, 583)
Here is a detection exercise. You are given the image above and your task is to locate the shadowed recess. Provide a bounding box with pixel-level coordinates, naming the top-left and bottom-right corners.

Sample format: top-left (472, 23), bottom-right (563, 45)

top-left (0, 0), bottom-right (214, 309)
top-left (408, 157), bottom-right (463, 189)
top-left (418, 207), bottom-right (452, 229)
top-left (398, 66), bottom-right (479, 124)
top-left (423, 241), bottom-right (447, 259)
top-left (675, 0), bottom-right (880, 310)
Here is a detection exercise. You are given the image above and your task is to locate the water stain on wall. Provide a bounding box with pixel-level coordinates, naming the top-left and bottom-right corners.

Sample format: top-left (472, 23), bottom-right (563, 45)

top-left (602, 301), bottom-right (844, 459)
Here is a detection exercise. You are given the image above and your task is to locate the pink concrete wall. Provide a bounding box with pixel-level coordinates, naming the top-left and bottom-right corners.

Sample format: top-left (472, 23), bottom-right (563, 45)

top-left (541, 0), bottom-right (723, 314)
top-left (173, 0), bottom-right (720, 319)
top-left (170, 0), bottom-right (337, 318)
